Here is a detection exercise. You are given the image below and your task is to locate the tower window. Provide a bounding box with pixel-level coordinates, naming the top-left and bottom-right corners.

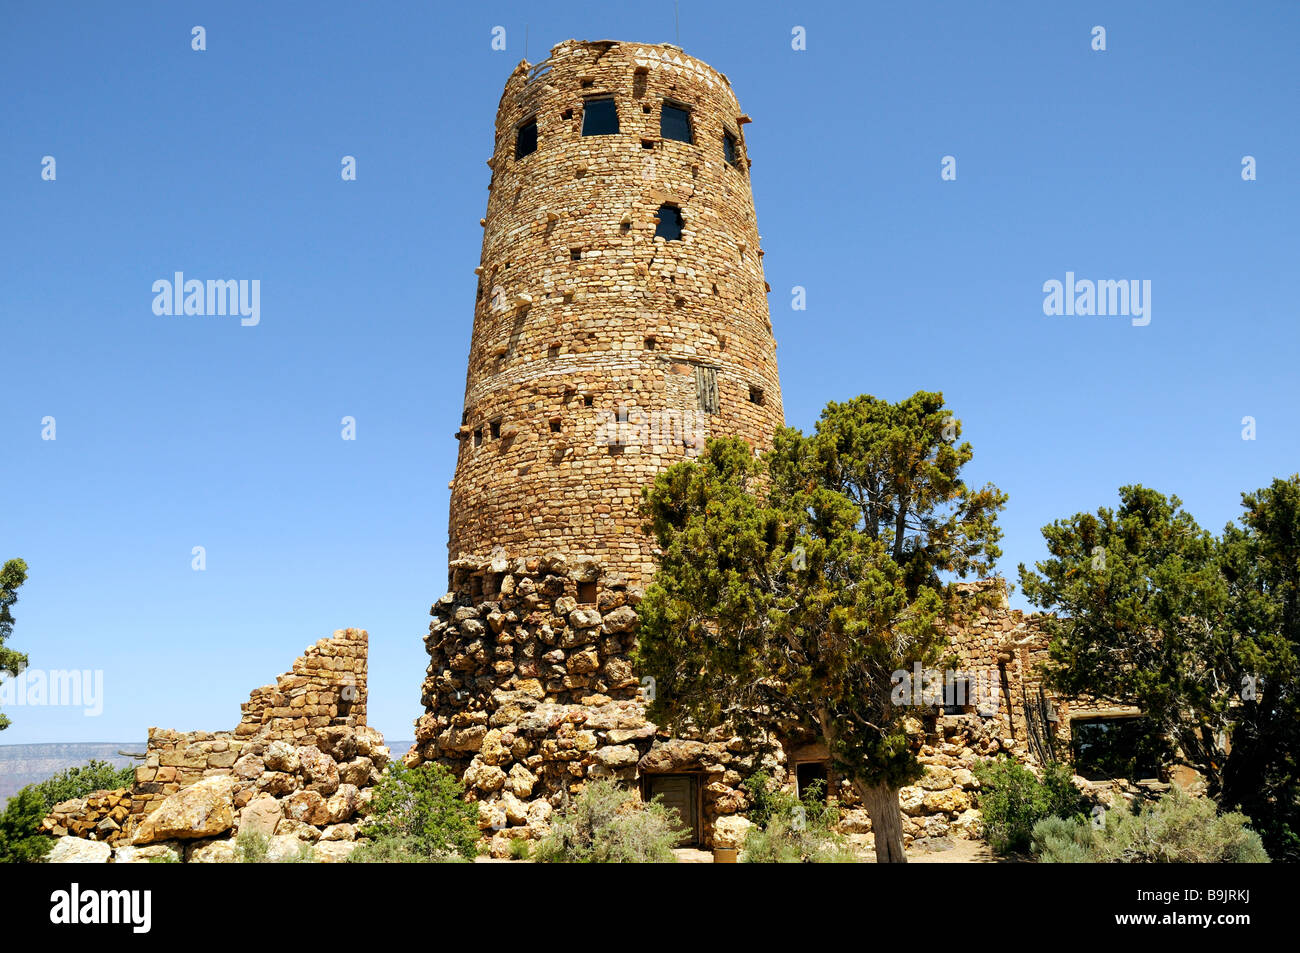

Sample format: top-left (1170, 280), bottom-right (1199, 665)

top-left (695, 366), bottom-right (719, 415)
top-left (749, 385), bottom-right (764, 405)
top-left (654, 204), bottom-right (684, 241)
top-left (581, 98), bottom-right (619, 136)
top-left (723, 130), bottom-right (741, 168)
top-left (661, 103), bottom-right (693, 144)
top-left (515, 119), bottom-right (538, 159)
top-left (550, 417), bottom-right (562, 433)
top-left (570, 248), bottom-right (582, 260)
top-left (473, 428), bottom-right (483, 447)
top-left (490, 420), bottom-right (501, 440)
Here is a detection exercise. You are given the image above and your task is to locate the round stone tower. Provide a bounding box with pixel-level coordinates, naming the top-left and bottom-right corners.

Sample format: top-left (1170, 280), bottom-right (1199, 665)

top-left (449, 39), bottom-right (784, 587)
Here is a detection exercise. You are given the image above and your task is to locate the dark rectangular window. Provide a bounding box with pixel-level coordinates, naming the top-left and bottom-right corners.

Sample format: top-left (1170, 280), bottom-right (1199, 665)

top-left (661, 103), bottom-right (693, 143)
top-left (654, 204), bottom-right (684, 241)
top-left (581, 98), bottom-right (619, 136)
top-left (1071, 717), bottom-right (1162, 781)
top-left (723, 130), bottom-right (740, 167)
top-left (515, 119), bottom-right (537, 159)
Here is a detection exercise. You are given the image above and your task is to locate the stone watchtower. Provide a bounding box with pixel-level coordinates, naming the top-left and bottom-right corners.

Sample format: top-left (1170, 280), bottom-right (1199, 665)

top-left (415, 41), bottom-right (786, 852)
top-left (449, 39), bottom-right (784, 587)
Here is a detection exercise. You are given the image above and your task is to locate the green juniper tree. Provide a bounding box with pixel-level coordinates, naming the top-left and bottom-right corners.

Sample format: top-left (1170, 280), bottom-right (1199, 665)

top-left (1019, 477), bottom-right (1300, 861)
top-left (0, 558), bottom-right (30, 732)
top-left (635, 392), bottom-right (1006, 862)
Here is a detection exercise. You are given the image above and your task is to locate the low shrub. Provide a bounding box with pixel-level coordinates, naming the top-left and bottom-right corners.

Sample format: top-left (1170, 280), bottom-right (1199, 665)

top-left (1032, 788), bottom-right (1269, 863)
top-left (738, 771), bottom-right (856, 863)
top-left (974, 757), bottom-right (1089, 855)
top-left (360, 761), bottom-right (480, 861)
top-left (532, 780), bottom-right (681, 863)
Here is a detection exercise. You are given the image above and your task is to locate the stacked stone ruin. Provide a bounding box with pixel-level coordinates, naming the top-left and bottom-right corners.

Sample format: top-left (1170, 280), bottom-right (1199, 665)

top-left (41, 628), bottom-right (389, 863)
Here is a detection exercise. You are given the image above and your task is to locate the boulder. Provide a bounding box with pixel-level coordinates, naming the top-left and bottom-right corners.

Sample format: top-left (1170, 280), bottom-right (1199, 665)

top-left (712, 815), bottom-right (753, 850)
top-left (133, 776), bottom-right (235, 844)
top-left (237, 794), bottom-right (282, 838)
top-left (47, 836), bottom-right (112, 864)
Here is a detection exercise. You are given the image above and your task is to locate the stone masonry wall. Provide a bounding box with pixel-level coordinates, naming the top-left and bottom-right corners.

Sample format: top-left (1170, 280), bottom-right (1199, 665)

top-left (43, 628), bottom-right (387, 861)
top-left (449, 40), bottom-right (785, 588)
top-left (412, 552), bottom-right (1063, 853)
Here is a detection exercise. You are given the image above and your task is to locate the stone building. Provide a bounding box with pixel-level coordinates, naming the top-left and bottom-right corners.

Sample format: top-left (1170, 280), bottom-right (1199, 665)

top-left (413, 40), bottom-right (1151, 855)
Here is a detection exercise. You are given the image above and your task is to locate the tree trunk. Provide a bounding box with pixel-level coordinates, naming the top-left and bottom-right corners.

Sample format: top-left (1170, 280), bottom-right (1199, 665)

top-left (857, 780), bottom-right (907, 863)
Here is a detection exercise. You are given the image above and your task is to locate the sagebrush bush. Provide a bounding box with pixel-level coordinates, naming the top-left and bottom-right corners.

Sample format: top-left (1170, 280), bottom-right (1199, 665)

top-left (738, 771), bottom-right (856, 863)
top-left (1032, 788), bottom-right (1269, 863)
top-left (974, 757), bottom-right (1089, 855)
top-left (532, 780), bottom-right (681, 863)
top-left (359, 761), bottom-right (480, 861)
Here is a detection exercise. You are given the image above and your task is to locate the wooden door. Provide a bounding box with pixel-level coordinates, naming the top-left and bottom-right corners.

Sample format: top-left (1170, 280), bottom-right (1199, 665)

top-left (646, 774), bottom-right (698, 846)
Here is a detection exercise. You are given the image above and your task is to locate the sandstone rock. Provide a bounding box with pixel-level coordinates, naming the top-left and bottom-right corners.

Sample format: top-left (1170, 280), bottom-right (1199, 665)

top-left (506, 764), bottom-right (537, 797)
top-left (47, 836), bottom-right (112, 863)
top-left (478, 800), bottom-right (506, 831)
top-left (639, 739), bottom-right (706, 773)
top-left (232, 754), bottom-right (265, 780)
top-left (297, 746), bottom-right (340, 795)
top-left (264, 741), bottom-right (300, 773)
top-left (922, 788), bottom-right (971, 814)
top-left (238, 794), bottom-right (282, 838)
top-left (275, 817), bottom-right (321, 841)
top-left (257, 771), bottom-right (299, 796)
top-left (952, 808), bottom-right (984, 839)
top-left (600, 606), bottom-right (638, 634)
top-left (919, 766), bottom-right (954, 790)
top-left (133, 776), bottom-right (235, 844)
top-left (898, 786), bottom-right (925, 816)
top-left (502, 792), bottom-right (528, 825)
top-left (712, 815), bottom-right (753, 850)
top-left (283, 790), bottom-right (329, 826)
top-left (314, 726), bottom-right (358, 762)
top-left (113, 842), bottom-right (181, 864)
top-left (326, 784), bottom-right (361, 824)
top-left (525, 798), bottom-right (553, 834)
top-left (321, 823), bottom-right (356, 842)
top-left (186, 839), bottom-right (237, 863)
top-left (338, 756), bottom-right (374, 787)
top-left (312, 840), bottom-right (358, 863)
top-left (595, 744), bottom-right (640, 768)
top-left (569, 608), bottom-right (602, 629)
top-left (464, 759), bottom-right (507, 793)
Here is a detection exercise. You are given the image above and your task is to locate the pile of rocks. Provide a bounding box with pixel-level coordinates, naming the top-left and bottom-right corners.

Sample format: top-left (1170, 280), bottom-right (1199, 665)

top-left (41, 788), bottom-right (132, 842)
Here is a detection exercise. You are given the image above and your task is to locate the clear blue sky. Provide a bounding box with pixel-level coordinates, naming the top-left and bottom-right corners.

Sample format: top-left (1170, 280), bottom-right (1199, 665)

top-left (2, 1), bottom-right (1297, 746)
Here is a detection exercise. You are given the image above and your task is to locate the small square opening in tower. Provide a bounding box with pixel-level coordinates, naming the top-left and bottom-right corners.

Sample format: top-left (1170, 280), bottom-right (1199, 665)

top-left (570, 248), bottom-right (582, 260)
top-left (661, 103), bottom-right (693, 144)
top-left (581, 97), bottom-right (619, 136)
top-left (549, 417), bottom-right (562, 433)
top-left (515, 118), bottom-right (538, 159)
top-left (577, 581), bottom-right (597, 604)
top-left (547, 343), bottom-right (560, 358)
top-left (749, 385), bottom-right (765, 405)
top-left (644, 335), bottom-right (656, 350)
top-left (654, 204), bottom-right (684, 242)
top-left (583, 394), bottom-right (594, 407)
top-left (561, 108), bottom-right (573, 120)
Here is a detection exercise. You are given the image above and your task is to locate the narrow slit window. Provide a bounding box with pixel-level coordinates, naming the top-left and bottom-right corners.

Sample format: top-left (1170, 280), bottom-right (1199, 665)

top-left (581, 98), bottom-right (619, 136)
top-left (661, 103), bottom-right (693, 144)
top-left (654, 204), bottom-right (684, 241)
top-left (695, 366), bottom-right (719, 415)
top-left (490, 420), bottom-right (501, 440)
top-left (515, 119), bottom-right (538, 159)
top-left (723, 130), bottom-right (741, 167)
top-left (473, 428), bottom-right (483, 447)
